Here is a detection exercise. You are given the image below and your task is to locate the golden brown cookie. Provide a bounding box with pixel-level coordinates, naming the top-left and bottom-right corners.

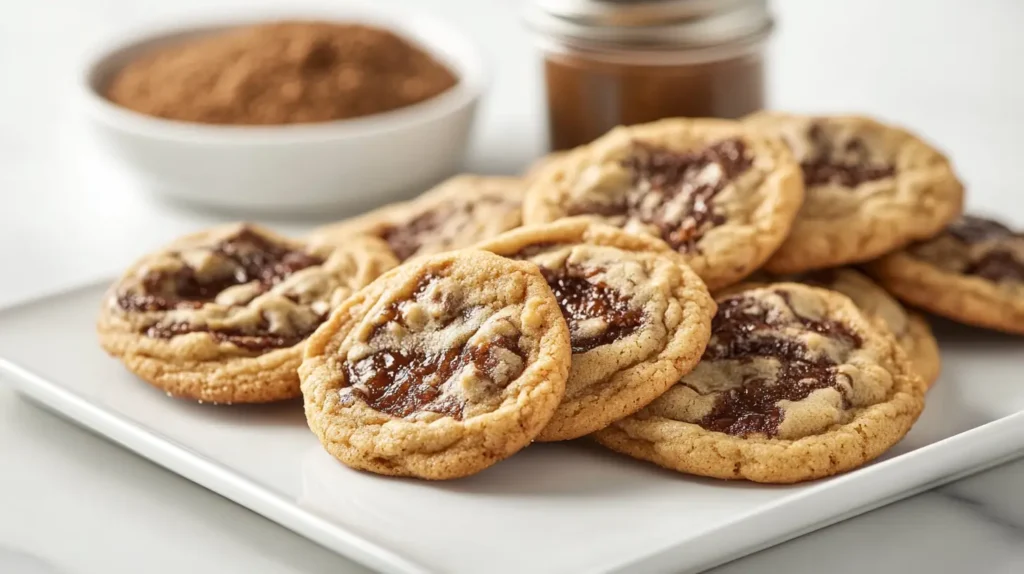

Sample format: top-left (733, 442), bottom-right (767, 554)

top-left (98, 223), bottom-right (397, 403)
top-left (299, 250), bottom-right (571, 479)
top-left (474, 218), bottom-right (715, 441)
top-left (743, 269), bottom-right (941, 388)
top-left (593, 283), bottom-right (925, 484)
top-left (522, 118), bottom-right (804, 291)
top-left (523, 151), bottom-right (570, 182)
top-left (865, 215), bottom-right (1024, 335)
top-left (309, 174), bottom-right (526, 261)
top-left (744, 112), bottom-right (964, 273)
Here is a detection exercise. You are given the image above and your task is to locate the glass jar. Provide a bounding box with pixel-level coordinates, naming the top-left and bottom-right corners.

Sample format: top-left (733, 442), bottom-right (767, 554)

top-left (525, 0), bottom-right (773, 150)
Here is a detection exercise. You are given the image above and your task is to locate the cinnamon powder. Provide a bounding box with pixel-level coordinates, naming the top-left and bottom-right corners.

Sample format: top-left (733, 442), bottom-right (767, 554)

top-left (106, 21), bottom-right (458, 125)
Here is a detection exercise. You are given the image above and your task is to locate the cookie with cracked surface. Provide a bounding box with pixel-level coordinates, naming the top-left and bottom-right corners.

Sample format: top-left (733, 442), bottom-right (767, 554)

top-left (474, 218), bottom-right (715, 441)
top-left (308, 174), bottom-right (526, 261)
top-left (744, 112), bottom-right (964, 274)
top-left (743, 269), bottom-right (940, 388)
top-left (299, 250), bottom-right (571, 479)
top-left (523, 118), bottom-right (803, 291)
top-left (98, 223), bottom-right (398, 404)
top-left (593, 283), bottom-right (924, 484)
top-left (865, 215), bottom-right (1024, 335)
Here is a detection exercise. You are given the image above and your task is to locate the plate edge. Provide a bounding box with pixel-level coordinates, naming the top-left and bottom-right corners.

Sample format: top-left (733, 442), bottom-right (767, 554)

top-left (0, 278), bottom-right (114, 314)
top-left (603, 411), bottom-right (1024, 574)
top-left (0, 358), bottom-right (434, 574)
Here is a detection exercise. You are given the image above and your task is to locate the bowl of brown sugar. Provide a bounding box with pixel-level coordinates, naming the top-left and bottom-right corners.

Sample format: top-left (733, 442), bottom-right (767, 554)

top-left (79, 8), bottom-right (485, 213)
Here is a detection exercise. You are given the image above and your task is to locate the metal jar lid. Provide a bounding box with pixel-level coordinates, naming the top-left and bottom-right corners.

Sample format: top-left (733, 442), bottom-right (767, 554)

top-left (525, 0), bottom-right (773, 56)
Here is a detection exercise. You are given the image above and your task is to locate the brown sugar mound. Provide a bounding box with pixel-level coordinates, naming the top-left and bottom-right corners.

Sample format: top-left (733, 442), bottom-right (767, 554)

top-left (105, 21), bottom-right (459, 125)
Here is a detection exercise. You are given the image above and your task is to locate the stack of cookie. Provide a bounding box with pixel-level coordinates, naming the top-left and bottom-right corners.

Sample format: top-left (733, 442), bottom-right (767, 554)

top-left (98, 112), bottom-right (1023, 485)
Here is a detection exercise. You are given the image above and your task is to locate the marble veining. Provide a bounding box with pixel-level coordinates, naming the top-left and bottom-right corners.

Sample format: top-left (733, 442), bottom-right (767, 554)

top-left (938, 458), bottom-right (1024, 534)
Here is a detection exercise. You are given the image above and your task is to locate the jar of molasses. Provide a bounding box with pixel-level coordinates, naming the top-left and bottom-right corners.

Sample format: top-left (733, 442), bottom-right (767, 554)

top-left (525, 0), bottom-right (773, 150)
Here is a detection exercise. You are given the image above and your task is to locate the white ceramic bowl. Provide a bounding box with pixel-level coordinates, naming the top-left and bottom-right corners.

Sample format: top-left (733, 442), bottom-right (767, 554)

top-left (79, 6), bottom-right (486, 213)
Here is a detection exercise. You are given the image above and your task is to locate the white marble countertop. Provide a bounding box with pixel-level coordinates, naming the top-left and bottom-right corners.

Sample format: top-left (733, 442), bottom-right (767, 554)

top-left (1, 0), bottom-right (1022, 572)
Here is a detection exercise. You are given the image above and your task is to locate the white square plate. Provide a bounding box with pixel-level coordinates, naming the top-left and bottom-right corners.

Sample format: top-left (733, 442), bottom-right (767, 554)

top-left (1, 282), bottom-right (1022, 574)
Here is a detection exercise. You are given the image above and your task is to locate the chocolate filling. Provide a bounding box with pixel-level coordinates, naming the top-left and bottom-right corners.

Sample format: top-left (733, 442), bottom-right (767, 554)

top-left (380, 196), bottom-right (515, 261)
top-left (920, 216), bottom-right (1024, 282)
top-left (118, 227), bottom-right (325, 350)
top-left (540, 266), bottom-right (643, 353)
top-left (800, 123), bottom-right (895, 187)
top-left (947, 215), bottom-right (1014, 244)
top-left (965, 250), bottom-right (1024, 282)
top-left (381, 206), bottom-right (454, 261)
top-left (119, 228), bottom-right (322, 313)
top-left (369, 273), bottom-right (468, 339)
top-left (145, 318), bottom-right (316, 351)
top-left (569, 138), bottom-right (753, 253)
top-left (691, 291), bottom-right (861, 437)
top-left (344, 336), bottom-right (525, 420)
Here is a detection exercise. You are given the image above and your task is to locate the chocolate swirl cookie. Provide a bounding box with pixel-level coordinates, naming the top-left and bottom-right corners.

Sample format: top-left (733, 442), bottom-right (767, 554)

top-left (309, 175), bottom-right (526, 261)
top-left (299, 250), bottom-right (571, 479)
top-left (475, 218), bottom-right (715, 441)
top-left (743, 269), bottom-right (941, 388)
top-left (865, 215), bottom-right (1024, 334)
top-left (745, 112), bottom-right (964, 274)
top-left (522, 118), bottom-right (804, 290)
top-left (593, 284), bottom-right (924, 484)
top-left (98, 223), bottom-right (397, 403)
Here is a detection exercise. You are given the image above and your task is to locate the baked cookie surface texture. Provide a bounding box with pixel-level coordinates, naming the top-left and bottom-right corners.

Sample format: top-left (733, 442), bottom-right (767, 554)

top-left (593, 283), bottom-right (924, 483)
top-left (523, 118), bottom-right (804, 290)
top-left (475, 218), bottom-right (715, 441)
top-left (310, 175), bottom-right (526, 261)
top-left (98, 223), bottom-right (397, 403)
top-left (866, 215), bottom-right (1024, 334)
top-left (300, 250), bottom-right (571, 479)
top-left (745, 112), bottom-right (964, 273)
top-left (747, 269), bottom-right (941, 388)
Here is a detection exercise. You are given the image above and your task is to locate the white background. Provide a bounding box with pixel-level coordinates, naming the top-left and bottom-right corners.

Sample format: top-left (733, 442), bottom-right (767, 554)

top-left (2, 1), bottom-right (1023, 572)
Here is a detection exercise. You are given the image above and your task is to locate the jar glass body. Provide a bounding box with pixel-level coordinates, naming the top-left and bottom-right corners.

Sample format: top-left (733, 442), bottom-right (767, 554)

top-left (541, 42), bottom-right (767, 150)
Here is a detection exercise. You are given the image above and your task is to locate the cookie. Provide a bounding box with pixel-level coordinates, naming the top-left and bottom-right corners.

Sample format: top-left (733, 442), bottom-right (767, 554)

top-left (299, 250), bottom-right (571, 479)
top-left (745, 269), bottom-right (941, 388)
top-left (522, 118), bottom-right (804, 291)
top-left (98, 223), bottom-right (397, 403)
top-left (744, 112), bottom-right (964, 274)
top-left (865, 215), bottom-right (1024, 335)
top-left (474, 218), bottom-right (715, 441)
top-left (593, 283), bottom-right (925, 484)
top-left (309, 174), bottom-right (526, 261)
top-left (523, 150), bottom-right (570, 182)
